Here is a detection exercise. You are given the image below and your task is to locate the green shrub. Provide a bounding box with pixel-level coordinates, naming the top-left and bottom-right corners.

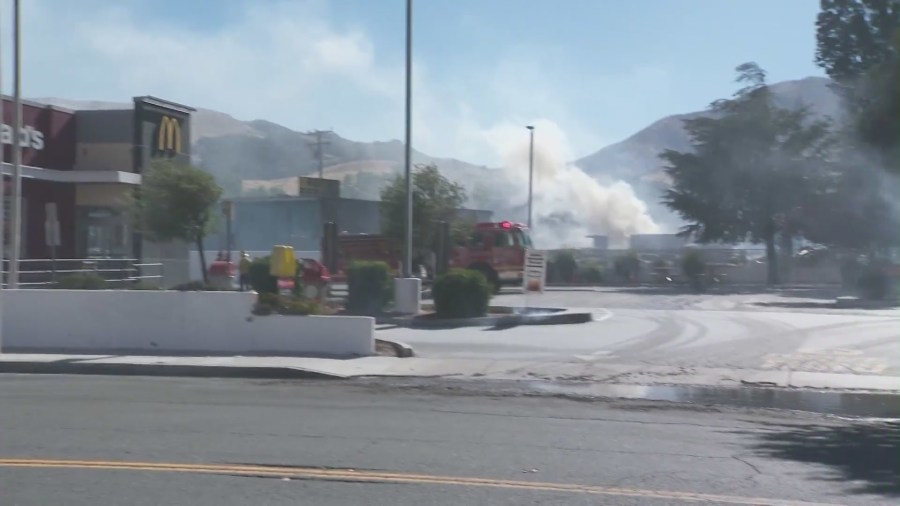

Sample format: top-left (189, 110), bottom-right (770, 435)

top-left (681, 249), bottom-right (707, 293)
top-left (681, 250), bottom-right (706, 278)
top-left (252, 292), bottom-right (327, 316)
top-left (56, 272), bottom-right (107, 290)
top-left (347, 261), bottom-right (392, 315)
top-left (579, 263), bottom-right (604, 284)
top-left (839, 256), bottom-right (863, 289)
top-left (552, 250), bottom-right (578, 283)
top-left (613, 251), bottom-right (640, 282)
top-left (247, 256), bottom-right (278, 294)
top-left (545, 258), bottom-right (559, 283)
top-left (282, 297), bottom-right (324, 315)
top-left (857, 263), bottom-right (888, 300)
top-left (433, 268), bottom-right (491, 318)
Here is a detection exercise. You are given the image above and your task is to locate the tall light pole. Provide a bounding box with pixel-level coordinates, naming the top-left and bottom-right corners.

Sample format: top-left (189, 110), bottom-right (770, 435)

top-left (402, 0), bottom-right (413, 278)
top-left (8, 0), bottom-right (21, 288)
top-left (0, 0), bottom-right (5, 348)
top-left (526, 125), bottom-right (534, 229)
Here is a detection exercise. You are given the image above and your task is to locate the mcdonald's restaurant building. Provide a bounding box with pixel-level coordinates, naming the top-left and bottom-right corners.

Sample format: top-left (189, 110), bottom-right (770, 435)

top-left (1, 95), bottom-right (193, 282)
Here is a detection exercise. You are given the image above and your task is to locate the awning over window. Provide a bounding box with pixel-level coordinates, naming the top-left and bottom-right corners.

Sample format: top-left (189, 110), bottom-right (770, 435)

top-left (0, 163), bottom-right (141, 185)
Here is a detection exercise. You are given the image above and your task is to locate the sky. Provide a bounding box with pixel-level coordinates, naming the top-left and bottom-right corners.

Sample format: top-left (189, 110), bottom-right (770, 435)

top-left (0, 0), bottom-right (825, 167)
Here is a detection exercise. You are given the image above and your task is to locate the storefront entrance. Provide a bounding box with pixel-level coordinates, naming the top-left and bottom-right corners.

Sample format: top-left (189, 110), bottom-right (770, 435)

top-left (76, 207), bottom-right (131, 258)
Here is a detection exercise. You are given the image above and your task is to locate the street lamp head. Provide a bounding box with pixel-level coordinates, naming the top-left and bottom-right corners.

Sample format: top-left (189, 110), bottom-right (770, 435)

top-left (526, 125), bottom-right (534, 130)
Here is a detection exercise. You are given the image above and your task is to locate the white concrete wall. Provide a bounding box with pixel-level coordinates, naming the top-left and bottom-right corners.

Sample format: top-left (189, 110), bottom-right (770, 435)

top-left (1, 290), bottom-right (374, 358)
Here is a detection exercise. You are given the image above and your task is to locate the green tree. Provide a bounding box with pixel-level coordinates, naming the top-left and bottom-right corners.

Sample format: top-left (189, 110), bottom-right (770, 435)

top-left (137, 160), bottom-right (224, 282)
top-left (853, 31), bottom-right (899, 167)
top-left (816, 0), bottom-right (900, 169)
top-left (661, 63), bottom-right (832, 285)
top-left (815, 0), bottom-right (898, 84)
top-left (796, 146), bottom-right (900, 251)
top-left (380, 164), bottom-right (467, 262)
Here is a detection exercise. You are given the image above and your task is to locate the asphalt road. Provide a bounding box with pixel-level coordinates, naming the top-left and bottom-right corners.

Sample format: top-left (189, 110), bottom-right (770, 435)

top-left (380, 287), bottom-right (900, 376)
top-left (1, 375), bottom-right (897, 505)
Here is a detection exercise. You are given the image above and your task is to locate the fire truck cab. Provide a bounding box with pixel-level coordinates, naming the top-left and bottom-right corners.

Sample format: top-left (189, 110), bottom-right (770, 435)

top-left (450, 221), bottom-right (533, 292)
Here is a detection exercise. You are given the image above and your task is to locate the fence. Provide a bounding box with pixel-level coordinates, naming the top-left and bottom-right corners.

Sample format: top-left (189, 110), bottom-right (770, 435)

top-left (550, 247), bottom-right (845, 286)
top-left (0, 258), bottom-right (164, 289)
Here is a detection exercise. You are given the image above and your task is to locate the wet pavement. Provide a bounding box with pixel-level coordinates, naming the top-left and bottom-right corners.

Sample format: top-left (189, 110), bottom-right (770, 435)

top-left (360, 377), bottom-right (900, 419)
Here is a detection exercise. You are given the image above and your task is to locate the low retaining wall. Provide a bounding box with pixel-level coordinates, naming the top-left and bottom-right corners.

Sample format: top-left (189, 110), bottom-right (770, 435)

top-left (1, 290), bottom-right (374, 358)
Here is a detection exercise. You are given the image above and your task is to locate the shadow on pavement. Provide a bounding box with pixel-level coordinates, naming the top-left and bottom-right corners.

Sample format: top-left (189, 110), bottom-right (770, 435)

top-left (601, 285), bottom-right (846, 298)
top-left (751, 301), bottom-right (838, 309)
top-left (743, 420), bottom-right (900, 497)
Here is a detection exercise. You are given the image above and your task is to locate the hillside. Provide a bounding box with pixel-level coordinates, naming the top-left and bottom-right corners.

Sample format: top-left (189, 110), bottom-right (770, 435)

top-left (33, 97), bottom-right (488, 200)
top-left (35, 76), bottom-right (841, 222)
top-left (573, 76), bottom-right (842, 207)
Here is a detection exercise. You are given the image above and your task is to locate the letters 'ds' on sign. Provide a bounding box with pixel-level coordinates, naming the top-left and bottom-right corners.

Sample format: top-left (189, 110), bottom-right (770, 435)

top-left (523, 250), bottom-right (547, 293)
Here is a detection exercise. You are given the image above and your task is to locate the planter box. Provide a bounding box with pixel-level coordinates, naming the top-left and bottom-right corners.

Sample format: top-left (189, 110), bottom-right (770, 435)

top-left (1, 290), bottom-right (374, 358)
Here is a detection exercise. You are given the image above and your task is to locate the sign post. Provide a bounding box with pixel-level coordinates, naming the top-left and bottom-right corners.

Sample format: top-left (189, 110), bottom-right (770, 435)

top-left (522, 249), bottom-right (547, 307)
top-left (222, 200), bottom-right (233, 262)
top-left (44, 203), bottom-right (61, 283)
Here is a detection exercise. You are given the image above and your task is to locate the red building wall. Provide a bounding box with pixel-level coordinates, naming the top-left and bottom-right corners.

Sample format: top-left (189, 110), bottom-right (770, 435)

top-left (2, 99), bottom-right (76, 169)
top-left (2, 98), bottom-right (77, 258)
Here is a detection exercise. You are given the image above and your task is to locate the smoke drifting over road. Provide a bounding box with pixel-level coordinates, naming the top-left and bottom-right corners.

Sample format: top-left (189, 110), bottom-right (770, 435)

top-left (483, 120), bottom-right (660, 248)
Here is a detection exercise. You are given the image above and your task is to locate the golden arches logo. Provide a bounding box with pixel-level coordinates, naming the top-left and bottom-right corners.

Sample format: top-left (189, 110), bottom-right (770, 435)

top-left (157, 116), bottom-right (182, 153)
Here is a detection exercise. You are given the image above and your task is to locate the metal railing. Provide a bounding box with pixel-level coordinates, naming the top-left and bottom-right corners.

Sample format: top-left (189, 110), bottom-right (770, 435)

top-left (0, 258), bottom-right (164, 288)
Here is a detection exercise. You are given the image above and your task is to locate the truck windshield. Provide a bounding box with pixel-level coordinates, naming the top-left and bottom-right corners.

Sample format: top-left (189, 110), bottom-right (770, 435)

top-left (514, 229), bottom-right (533, 248)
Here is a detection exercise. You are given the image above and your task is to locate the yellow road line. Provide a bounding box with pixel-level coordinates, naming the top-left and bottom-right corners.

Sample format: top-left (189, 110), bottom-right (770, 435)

top-left (0, 458), bottom-right (843, 506)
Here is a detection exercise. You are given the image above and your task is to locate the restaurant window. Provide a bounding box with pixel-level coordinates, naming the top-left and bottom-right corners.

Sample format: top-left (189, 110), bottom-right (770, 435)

top-left (77, 207), bottom-right (130, 258)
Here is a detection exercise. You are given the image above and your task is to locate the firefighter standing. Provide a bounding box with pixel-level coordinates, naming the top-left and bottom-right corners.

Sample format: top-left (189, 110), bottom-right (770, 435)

top-left (238, 251), bottom-right (252, 291)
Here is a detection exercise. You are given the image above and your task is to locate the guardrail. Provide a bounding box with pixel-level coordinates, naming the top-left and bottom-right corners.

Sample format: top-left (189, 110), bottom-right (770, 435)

top-left (0, 258), bottom-right (164, 288)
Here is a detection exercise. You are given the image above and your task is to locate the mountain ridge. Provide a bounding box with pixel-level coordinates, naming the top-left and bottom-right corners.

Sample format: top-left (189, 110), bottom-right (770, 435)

top-left (33, 75), bottom-right (839, 218)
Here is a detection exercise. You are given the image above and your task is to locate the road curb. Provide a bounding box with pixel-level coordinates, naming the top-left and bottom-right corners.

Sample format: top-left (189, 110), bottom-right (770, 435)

top-left (835, 296), bottom-right (900, 309)
top-left (0, 361), bottom-right (349, 380)
top-left (375, 339), bottom-right (415, 358)
top-left (376, 307), bottom-right (593, 329)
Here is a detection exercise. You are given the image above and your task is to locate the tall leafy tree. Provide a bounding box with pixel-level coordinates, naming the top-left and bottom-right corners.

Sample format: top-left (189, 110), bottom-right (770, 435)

top-left (797, 145), bottom-right (900, 251)
top-left (815, 0), bottom-right (899, 84)
top-left (816, 0), bottom-right (900, 170)
top-left (380, 164), bottom-right (468, 262)
top-left (661, 63), bottom-right (832, 285)
top-left (137, 160), bottom-right (224, 282)
top-left (853, 30), bottom-right (900, 167)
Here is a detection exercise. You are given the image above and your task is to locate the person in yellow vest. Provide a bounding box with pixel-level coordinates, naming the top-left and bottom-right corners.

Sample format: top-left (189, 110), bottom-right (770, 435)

top-left (238, 251), bottom-right (252, 291)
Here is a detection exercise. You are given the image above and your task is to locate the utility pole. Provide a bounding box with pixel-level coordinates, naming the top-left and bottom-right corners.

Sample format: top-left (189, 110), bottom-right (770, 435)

top-left (0, 0), bottom-right (5, 348)
top-left (306, 130), bottom-right (332, 179)
top-left (9, 0), bottom-right (22, 288)
top-left (403, 0), bottom-right (413, 278)
top-left (526, 125), bottom-right (535, 230)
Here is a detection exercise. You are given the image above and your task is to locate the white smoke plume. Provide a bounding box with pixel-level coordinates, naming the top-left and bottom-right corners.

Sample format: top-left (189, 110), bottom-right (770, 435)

top-left (481, 120), bottom-right (660, 248)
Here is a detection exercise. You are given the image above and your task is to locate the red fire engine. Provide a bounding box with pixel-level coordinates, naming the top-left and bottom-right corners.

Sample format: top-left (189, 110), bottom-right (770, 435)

top-left (448, 221), bottom-right (533, 291)
top-left (330, 221), bottom-right (533, 292)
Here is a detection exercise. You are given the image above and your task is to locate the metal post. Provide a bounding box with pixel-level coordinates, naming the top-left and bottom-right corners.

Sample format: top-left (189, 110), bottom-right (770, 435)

top-left (317, 131), bottom-right (324, 179)
top-left (526, 125), bottom-right (535, 229)
top-left (0, 0), bottom-right (5, 348)
top-left (402, 0), bottom-right (413, 278)
top-left (223, 200), bottom-right (233, 262)
top-left (8, 0), bottom-right (22, 288)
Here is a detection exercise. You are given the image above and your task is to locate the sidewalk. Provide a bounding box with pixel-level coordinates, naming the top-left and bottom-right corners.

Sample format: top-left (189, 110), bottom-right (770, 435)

top-left (1, 353), bottom-right (897, 392)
